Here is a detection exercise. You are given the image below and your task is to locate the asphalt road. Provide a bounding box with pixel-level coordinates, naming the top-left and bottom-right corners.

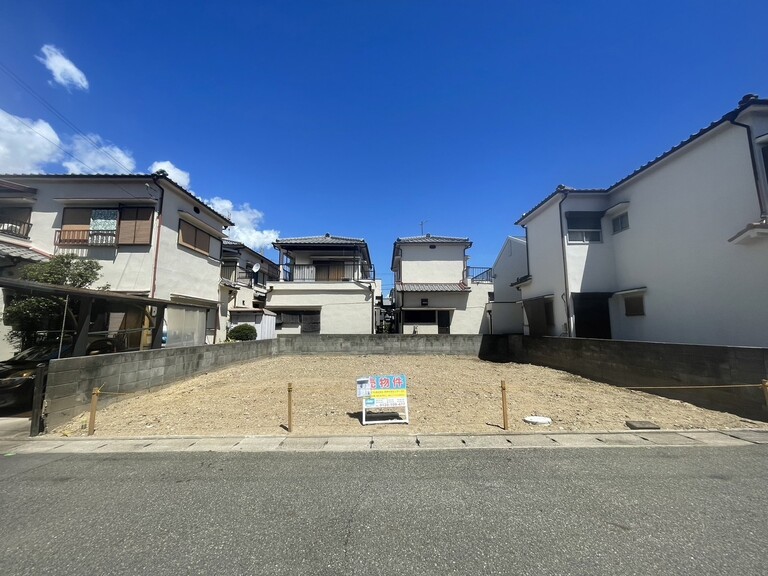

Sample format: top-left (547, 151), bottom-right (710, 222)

top-left (1, 446), bottom-right (767, 575)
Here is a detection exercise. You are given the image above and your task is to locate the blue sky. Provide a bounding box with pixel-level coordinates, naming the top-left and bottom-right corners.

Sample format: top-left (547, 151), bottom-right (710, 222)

top-left (1, 1), bottom-right (767, 291)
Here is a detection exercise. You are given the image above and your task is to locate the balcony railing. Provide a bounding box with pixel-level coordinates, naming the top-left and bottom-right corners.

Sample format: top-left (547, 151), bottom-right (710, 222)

top-left (467, 267), bottom-right (493, 283)
top-left (221, 264), bottom-right (253, 287)
top-left (281, 262), bottom-right (375, 282)
top-left (0, 218), bottom-right (32, 239)
top-left (55, 229), bottom-right (117, 246)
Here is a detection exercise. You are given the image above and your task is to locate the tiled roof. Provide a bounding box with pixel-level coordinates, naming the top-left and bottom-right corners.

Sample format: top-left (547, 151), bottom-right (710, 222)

top-left (274, 234), bottom-right (366, 245)
top-left (0, 173), bottom-right (234, 226)
top-left (395, 235), bottom-right (470, 244)
top-left (0, 241), bottom-right (50, 262)
top-left (396, 282), bottom-right (470, 292)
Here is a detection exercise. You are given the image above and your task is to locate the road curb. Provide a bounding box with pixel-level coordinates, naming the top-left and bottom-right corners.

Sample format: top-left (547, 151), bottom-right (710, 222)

top-left (2, 429), bottom-right (767, 454)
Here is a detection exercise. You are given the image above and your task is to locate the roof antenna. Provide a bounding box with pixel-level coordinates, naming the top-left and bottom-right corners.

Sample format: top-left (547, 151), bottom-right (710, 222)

top-left (420, 220), bottom-right (428, 235)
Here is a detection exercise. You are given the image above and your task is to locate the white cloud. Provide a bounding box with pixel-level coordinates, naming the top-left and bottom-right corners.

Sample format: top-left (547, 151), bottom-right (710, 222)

top-left (36, 45), bottom-right (89, 91)
top-left (62, 133), bottom-right (136, 174)
top-left (148, 160), bottom-right (190, 189)
top-left (0, 108), bottom-right (62, 172)
top-left (206, 197), bottom-right (280, 253)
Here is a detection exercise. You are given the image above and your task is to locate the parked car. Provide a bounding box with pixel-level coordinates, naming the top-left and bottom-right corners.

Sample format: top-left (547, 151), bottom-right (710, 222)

top-left (0, 338), bottom-right (117, 409)
top-left (0, 343), bottom-right (64, 409)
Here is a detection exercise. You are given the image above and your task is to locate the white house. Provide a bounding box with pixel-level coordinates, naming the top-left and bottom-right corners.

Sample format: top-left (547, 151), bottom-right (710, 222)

top-left (488, 236), bottom-right (528, 334)
top-left (220, 239), bottom-right (280, 340)
top-left (391, 234), bottom-right (492, 334)
top-left (267, 234), bottom-right (379, 334)
top-left (515, 94), bottom-right (768, 347)
top-left (0, 173), bottom-right (234, 357)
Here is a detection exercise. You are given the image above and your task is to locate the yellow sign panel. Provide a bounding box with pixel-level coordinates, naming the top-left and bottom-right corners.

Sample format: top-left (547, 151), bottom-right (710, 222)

top-left (370, 389), bottom-right (408, 399)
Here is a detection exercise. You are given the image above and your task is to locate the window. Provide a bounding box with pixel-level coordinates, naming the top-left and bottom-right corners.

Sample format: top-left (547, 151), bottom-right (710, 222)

top-left (612, 212), bottom-right (629, 234)
top-left (59, 208), bottom-right (118, 246)
top-left (403, 310), bottom-right (436, 323)
top-left (118, 207), bottom-right (154, 245)
top-left (624, 295), bottom-right (645, 316)
top-left (178, 219), bottom-right (212, 255)
top-left (58, 207), bottom-right (153, 246)
top-left (566, 212), bottom-right (603, 243)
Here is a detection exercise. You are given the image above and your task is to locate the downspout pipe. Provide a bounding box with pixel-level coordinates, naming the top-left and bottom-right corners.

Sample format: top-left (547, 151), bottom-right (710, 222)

top-left (729, 118), bottom-right (768, 223)
top-left (557, 187), bottom-right (573, 337)
top-left (149, 174), bottom-right (165, 299)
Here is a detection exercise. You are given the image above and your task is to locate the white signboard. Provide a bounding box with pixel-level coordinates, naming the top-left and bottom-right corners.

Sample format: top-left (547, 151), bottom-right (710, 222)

top-left (358, 374), bottom-right (409, 425)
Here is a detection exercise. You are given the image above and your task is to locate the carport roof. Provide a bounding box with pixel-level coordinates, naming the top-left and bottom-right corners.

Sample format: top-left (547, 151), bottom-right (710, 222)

top-left (0, 277), bottom-right (207, 308)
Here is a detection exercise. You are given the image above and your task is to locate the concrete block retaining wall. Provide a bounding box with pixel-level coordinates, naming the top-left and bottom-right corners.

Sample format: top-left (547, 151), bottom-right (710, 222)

top-left (44, 335), bottom-right (483, 430)
top-left (43, 334), bottom-right (767, 431)
top-left (502, 336), bottom-right (768, 421)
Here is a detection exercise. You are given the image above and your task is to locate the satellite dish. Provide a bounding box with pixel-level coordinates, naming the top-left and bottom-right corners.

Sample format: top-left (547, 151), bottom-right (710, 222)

top-left (252, 263), bottom-right (261, 273)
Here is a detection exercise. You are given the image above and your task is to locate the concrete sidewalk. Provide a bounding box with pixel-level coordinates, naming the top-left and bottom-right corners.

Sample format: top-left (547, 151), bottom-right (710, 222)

top-left (2, 429), bottom-right (767, 454)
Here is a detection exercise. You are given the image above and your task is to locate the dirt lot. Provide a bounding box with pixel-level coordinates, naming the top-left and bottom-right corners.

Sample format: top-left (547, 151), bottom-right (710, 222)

top-left (54, 355), bottom-right (768, 437)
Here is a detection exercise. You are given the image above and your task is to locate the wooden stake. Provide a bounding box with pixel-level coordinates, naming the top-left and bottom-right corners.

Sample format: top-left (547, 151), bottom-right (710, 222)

top-left (88, 388), bottom-right (100, 436)
top-left (501, 379), bottom-right (509, 431)
top-left (287, 383), bottom-right (293, 433)
top-left (762, 380), bottom-right (768, 412)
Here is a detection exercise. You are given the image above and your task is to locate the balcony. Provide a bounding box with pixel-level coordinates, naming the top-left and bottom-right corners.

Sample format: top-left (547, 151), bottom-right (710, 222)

top-left (467, 267), bottom-right (493, 283)
top-left (281, 262), bottom-right (375, 282)
top-left (221, 264), bottom-right (253, 288)
top-left (54, 229), bottom-right (117, 246)
top-left (0, 218), bottom-right (32, 239)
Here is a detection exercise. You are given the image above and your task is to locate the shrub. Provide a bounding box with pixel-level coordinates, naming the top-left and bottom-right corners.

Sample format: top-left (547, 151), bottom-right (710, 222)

top-left (227, 324), bottom-right (258, 341)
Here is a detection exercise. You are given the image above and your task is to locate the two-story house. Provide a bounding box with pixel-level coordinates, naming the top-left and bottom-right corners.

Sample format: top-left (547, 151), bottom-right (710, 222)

top-left (515, 95), bottom-right (768, 347)
top-left (220, 239), bottom-right (280, 339)
top-left (390, 234), bottom-right (492, 334)
top-left (266, 234), bottom-right (379, 334)
top-left (0, 173), bottom-right (233, 357)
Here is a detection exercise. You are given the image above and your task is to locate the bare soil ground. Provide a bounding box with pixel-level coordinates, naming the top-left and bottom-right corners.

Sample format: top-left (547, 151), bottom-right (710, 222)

top-left (54, 355), bottom-right (768, 437)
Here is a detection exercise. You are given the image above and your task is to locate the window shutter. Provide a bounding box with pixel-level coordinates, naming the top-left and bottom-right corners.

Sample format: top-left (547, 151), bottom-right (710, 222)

top-left (61, 208), bottom-right (91, 244)
top-left (179, 220), bottom-right (196, 248)
top-left (118, 207), bottom-right (138, 244)
top-left (119, 207), bottom-right (154, 245)
top-left (195, 228), bottom-right (209, 253)
top-left (133, 208), bottom-right (153, 244)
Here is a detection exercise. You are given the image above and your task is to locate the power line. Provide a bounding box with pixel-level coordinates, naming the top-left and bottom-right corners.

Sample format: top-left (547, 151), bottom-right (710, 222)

top-left (0, 59), bottom-right (155, 201)
top-left (0, 59), bottom-right (136, 175)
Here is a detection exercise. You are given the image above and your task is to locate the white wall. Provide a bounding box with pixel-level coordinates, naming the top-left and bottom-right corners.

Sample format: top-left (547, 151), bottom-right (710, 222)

top-left (606, 122), bottom-right (768, 346)
top-left (519, 199), bottom-right (568, 336)
top-left (491, 236), bottom-right (528, 334)
top-left (266, 282), bottom-right (375, 334)
top-left (399, 281), bottom-right (490, 334)
top-left (561, 195), bottom-right (616, 293)
top-left (398, 243), bottom-right (467, 283)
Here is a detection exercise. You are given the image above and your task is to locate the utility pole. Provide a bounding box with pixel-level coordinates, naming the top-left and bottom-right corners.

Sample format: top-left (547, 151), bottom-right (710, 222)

top-left (420, 220), bottom-right (428, 235)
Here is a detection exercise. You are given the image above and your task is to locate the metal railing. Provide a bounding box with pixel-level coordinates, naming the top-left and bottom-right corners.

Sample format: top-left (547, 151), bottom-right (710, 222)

top-left (55, 229), bottom-right (117, 246)
top-left (281, 263), bottom-right (375, 282)
top-left (0, 217), bottom-right (32, 239)
top-left (221, 264), bottom-right (253, 287)
top-left (467, 267), bottom-right (493, 283)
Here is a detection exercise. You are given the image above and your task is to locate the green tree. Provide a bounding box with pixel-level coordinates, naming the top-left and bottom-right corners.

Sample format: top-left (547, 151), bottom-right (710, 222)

top-left (3, 254), bottom-right (106, 349)
top-left (227, 324), bottom-right (258, 341)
